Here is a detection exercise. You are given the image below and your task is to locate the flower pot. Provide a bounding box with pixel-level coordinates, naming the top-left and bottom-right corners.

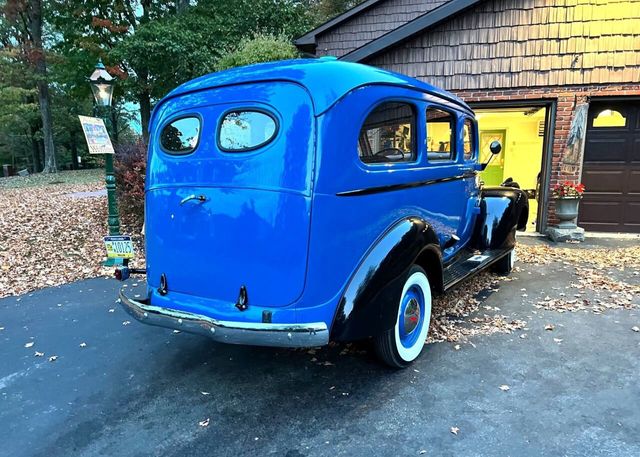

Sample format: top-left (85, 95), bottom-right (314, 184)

top-left (554, 197), bottom-right (581, 228)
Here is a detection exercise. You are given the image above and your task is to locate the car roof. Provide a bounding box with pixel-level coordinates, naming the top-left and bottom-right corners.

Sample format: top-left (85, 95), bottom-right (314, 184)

top-left (160, 58), bottom-right (472, 117)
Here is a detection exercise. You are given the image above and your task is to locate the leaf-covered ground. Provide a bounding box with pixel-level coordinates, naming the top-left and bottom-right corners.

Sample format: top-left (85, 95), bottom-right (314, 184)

top-left (427, 240), bottom-right (640, 344)
top-left (1, 171), bottom-right (112, 298)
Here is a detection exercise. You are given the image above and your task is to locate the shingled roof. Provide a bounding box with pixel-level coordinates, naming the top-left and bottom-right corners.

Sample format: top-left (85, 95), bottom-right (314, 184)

top-left (295, 0), bottom-right (388, 53)
top-left (340, 0), bottom-right (484, 62)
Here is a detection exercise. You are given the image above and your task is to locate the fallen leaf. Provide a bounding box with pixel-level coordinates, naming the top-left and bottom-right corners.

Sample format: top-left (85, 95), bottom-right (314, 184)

top-left (450, 427), bottom-right (459, 435)
top-left (499, 385), bottom-right (510, 391)
top-left (24, 341), bottom-right (35, 348)
top-left (198, 418), bottom-right (210, 427)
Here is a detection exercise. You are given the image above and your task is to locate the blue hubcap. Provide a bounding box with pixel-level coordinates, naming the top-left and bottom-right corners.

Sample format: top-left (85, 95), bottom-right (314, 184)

top-left (399, 285), bottom-right (425, 348)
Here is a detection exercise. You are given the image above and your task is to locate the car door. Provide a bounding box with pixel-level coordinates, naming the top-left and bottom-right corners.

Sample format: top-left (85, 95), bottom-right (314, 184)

top-left (457, 116), bottom-right (481, 246)
top-left (424, 105), bottom-right (470, 259)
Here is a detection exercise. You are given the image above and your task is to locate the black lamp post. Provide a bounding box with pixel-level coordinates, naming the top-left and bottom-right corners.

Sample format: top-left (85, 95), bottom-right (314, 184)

top-left (89, 59), bottom-right (120, 236)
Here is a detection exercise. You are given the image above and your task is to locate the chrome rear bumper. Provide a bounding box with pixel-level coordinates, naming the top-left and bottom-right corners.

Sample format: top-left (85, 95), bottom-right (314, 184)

top-left (118, 288), bottom-right (329, 348)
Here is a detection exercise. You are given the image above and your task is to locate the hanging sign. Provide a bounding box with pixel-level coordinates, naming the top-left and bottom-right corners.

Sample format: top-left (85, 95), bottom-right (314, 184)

top-left (78, 115), bottom-right (115, 154)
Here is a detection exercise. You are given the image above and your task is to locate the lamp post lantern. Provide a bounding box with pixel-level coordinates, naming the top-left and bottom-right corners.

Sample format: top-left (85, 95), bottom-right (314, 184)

top-left (89, 59), bottom-right (120, 237)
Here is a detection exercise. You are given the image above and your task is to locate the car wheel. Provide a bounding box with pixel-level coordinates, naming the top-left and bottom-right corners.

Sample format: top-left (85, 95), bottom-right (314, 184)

top-left (374, 265), bottom-right (432, 368)
top-left (493, 248), bottom-right (516, 275)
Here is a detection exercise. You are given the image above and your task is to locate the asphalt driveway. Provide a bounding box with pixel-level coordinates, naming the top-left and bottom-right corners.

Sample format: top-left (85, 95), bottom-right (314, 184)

top-left (1, 239), bottom-right (639, 457)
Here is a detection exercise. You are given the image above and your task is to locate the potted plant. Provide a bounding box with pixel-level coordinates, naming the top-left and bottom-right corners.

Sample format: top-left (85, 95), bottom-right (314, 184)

top-left (552, 181), bottom-right (585, 228)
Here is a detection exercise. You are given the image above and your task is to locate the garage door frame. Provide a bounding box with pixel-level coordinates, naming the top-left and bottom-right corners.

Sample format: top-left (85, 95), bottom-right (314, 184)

top-left (469, 99), bottom-right (557, 233)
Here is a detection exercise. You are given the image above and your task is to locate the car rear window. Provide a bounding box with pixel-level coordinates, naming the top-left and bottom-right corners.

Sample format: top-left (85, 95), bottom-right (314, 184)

top-left (218, 110), bottom-right (278, 152)
top-left (160, 116), bottom-right (201, 155)
top-left (358, 102), bottom-right (416, 164)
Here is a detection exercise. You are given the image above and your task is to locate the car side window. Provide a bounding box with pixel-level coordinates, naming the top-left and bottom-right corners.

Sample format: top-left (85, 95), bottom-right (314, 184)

top-left (358, 102), bottom-right (416, 164)
top-left (426, 107), bottom-right (455, 161)
top-left (463, 118), bottom-right (475, 161)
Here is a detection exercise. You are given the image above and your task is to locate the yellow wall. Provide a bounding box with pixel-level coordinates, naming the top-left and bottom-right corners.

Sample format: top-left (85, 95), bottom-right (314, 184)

top-left (477, 109), bottom-right (546, 232)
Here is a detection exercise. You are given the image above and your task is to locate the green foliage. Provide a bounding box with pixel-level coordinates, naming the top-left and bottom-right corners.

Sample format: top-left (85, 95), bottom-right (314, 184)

top-left (216, 33), bottom-right (300, 71)
top-left (0, 0), bottom-right (358, 176)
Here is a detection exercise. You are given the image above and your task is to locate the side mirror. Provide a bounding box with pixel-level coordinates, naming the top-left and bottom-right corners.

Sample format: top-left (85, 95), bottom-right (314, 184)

top-left (480, 141), bottom-right (502, 170)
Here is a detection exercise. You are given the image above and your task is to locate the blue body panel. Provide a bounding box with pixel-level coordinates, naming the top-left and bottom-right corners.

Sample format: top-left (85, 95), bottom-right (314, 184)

top-left (145, 59), bottom-right (483, 337)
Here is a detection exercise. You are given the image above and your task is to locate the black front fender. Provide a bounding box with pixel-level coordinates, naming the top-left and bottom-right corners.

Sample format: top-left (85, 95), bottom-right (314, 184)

top-left (330, 217), bottom-right (441, 342)
top-left (472, 187), bottom-right (529, 251)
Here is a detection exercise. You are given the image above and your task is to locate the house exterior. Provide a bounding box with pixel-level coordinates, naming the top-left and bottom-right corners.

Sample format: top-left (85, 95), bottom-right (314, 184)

top-left (296, 0), bottom-right (640, 233)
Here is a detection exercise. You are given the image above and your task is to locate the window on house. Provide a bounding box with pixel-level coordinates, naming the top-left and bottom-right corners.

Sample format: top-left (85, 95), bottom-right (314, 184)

top-left (218, 110), bottom-right (278, 152)
top-left (426, 108), bottom-right (455, 161)
top-left (358, 102), bottom-right (416, 164)
top-left (592, 109), bottom-right (627, 128)
top-left (463, 118), bottom-right (475, 161)
top-left (160, 116), bottom-right (201, 154)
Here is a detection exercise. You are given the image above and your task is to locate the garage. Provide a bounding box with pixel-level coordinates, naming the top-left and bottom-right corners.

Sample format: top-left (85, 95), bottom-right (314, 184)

top-left (474, 105), bottom-right (551, 232)
top-left (578, 100), bottom-right (640, 233)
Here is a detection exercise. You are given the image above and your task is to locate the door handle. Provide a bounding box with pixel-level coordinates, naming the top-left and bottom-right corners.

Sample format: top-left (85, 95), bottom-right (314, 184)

top-left (180, 194), bottom-right (207, 205)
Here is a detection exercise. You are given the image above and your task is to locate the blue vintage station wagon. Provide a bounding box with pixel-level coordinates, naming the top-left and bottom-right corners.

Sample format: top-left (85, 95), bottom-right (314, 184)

top-left (118, 58), bottom-right (528, 367)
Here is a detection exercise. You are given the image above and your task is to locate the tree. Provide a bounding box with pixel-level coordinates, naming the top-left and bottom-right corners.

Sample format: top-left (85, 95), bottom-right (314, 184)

top-left (216, 33), bottom-right (300, 71)
top-left (2, 0), bottom-right (57, 172)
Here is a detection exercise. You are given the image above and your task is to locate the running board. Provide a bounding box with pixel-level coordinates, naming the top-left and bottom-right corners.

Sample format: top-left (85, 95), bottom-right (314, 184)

top-left (443, 248), bottom-right (510, 291)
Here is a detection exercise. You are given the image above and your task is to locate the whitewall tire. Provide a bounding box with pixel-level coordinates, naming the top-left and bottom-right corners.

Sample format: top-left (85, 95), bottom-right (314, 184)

top-left (374, 265), bottom-right (432, 368)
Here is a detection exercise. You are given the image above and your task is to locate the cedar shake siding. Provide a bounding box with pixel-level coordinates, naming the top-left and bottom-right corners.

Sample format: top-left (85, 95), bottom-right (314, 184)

top-left (364, 0), bottom-right (640, 91)
top-left (316, 0), bottom-right (448, 57)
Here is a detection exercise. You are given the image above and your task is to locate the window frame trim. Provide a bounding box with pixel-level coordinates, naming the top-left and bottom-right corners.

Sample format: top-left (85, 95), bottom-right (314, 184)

top-left (216, 107), bottom-right (280, 153)
top-left (425, 105), bottom-right (458, 163)
top-left (357, 99), bottom-right (419, 167)
top-left (159, 113), bottom-right (203, 156)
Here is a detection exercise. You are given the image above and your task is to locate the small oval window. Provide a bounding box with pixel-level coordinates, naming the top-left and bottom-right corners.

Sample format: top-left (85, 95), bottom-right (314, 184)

top-left (218, 110), bottom-right (277, 152)
top-left (160, 116), bottom-right (201, 154)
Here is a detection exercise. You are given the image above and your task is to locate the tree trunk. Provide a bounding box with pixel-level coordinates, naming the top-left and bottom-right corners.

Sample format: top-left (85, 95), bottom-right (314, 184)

top-left (139, 89), bottom-right (151, 144)
top-left (111, 105), bottom-right (119, 145)
top-left (30, 126), bottom-right (42, 172)
top-left (29, 0), bottom-right (57, 173)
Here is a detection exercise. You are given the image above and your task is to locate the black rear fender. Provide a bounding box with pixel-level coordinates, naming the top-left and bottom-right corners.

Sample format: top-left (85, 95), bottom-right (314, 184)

top-left (472, 187), bottom-right (529, 251)
top-left (330, 217), bottom-right (442, 342)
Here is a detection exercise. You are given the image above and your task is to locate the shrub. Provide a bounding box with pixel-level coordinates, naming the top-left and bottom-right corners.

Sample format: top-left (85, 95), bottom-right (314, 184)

top-left (114, 140), bottom-right (146, 228)
top-left (216, 33), bottom-right (300, 71)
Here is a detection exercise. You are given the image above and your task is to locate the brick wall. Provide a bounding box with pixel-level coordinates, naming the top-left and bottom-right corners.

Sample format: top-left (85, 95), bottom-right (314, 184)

top-left (454, 83), bottom-right (640, 227)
